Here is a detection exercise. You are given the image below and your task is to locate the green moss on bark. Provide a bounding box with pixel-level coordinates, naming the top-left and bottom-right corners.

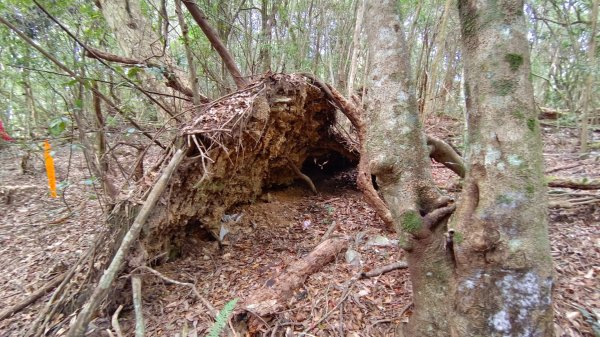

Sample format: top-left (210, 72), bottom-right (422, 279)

top-left (454, 231), bottom-right (464, 245)
top-left (512, 110), bottom-right (525, 119)
top-left (504, 53), bottom-right (523, 71)
top-left (401, 210), bottom-right (423, 233)
top-left (493, 79), bottom-right (516, 96)
top-left (527, 118), bottom-right (536, 132)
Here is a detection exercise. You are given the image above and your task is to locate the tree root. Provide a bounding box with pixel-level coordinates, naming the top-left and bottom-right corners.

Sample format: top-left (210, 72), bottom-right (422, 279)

top-left (286, 158), bottom-right (317, 194)
top-left (426, 135), bottom-right (465, 178)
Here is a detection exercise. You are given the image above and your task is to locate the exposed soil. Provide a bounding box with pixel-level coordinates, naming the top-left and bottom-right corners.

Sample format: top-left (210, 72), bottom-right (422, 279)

top-left (0, 124), bottom-right (598, 336)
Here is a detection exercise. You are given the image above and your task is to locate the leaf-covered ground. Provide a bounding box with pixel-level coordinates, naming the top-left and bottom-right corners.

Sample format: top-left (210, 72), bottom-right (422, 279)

top-left (0, 124), bottom-right (598, 336)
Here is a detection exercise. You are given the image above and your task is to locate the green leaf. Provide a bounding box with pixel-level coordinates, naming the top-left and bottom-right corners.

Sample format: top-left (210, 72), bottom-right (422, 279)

top-left (48, 116), bottom-right (70, 136)
top-left (206, 298), bottom-right (239, 337)
top-left (64, 79), bottom-right (78, 87)
top-left (127, 67), bottom-right (141, 78)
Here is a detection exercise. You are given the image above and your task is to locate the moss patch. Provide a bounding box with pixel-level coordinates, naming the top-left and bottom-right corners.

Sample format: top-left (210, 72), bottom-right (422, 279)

top-left (512, 110), bottom-right (525, 120)
top-left (453, 231), bottom-right (464, 245)
top-left (461, 12), bottom-right (479, 38)
top-left (496, 194), bottom-right (513, 205)
top-left (504, 53), bottom-right (523, 71)
top-left (525, 184), bottom-right (535, 196)
top-left (398, 232), bottom-right (413, 250)
top-left (493, 79), bottom-right (516, 96)
top-left (400, 210), bottom-right (423, 233)
top-left (527, 118), bottom-right (536, 132)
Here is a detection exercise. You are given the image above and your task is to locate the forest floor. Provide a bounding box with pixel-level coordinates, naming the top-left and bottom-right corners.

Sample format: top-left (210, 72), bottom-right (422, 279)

top-left (0, 123), bottom-right (598, 337)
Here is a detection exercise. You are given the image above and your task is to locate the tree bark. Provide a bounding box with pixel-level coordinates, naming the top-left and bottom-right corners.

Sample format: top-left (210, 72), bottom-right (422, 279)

top-left (578, 0), bottom-right (598, 153)
top-left (364, 2), bottom-right (455, 336)
top-left (347, 0), bottom-right (366, 97)
top-left (450, 1), bottom-right (555, 336)
top-left (97, 0), bottom-right (195, 119)
top-left (175, 0), bottom-right (203, 113)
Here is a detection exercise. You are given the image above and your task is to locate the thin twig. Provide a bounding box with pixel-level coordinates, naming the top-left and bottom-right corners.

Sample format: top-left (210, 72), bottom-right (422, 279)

top-left (302, 274), bottom-right (361, 334)
top-left (136, 266), bottom-right (217, 319)
top-left (111, 305), bottom-right (124, 337)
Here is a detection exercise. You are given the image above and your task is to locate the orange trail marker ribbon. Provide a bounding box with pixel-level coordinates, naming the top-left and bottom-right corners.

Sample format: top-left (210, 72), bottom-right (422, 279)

top-left (43, 140), bottom-right (57, 198)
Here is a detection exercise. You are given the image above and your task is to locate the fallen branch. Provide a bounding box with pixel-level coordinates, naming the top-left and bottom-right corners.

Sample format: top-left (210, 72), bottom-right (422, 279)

top-left (131, 276), bottom-right (145, 337)
top-left (239, 238), bottom-right (348, 329)
top-left (549, 197), bottom-right (600, 208)
top-left (548, 177), bottom-right (600, 190)
top-left (545, 163), bottom-right (580, 174)
top-left (321, 221), bottom-right (338, 242)
top-left (0, 272), bottom-right (66, 321)
top-left (111, 305), bottom-right (124, 337)
top-left (66, 149), bottom-right (185, 337)
top-left (360, 261), bottom-right (408, 279)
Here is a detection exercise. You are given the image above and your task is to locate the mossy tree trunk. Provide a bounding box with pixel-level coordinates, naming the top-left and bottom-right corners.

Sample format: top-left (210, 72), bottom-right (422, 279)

top-left (450, 0), bottom-right (554, 335)
top-left (364, 1), bottom-right (455, 336)
top-left (365, 1), bottom-right (554, 336)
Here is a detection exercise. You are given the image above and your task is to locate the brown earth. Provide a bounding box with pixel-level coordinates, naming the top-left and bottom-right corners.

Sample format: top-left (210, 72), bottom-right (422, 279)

top-left (0, 124), bottom-right (598, 336)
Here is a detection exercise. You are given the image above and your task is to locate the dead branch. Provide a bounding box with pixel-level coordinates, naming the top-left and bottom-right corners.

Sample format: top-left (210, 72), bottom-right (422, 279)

top-left (182, 0), bottom-right (248, 89)
top-left (111, 305), bottom-right (124, 337)
top-left (321, 221), bottom-right (338, 242)
top-left (549, 197), bottom-right (600, 208)
top-left (239, 238), bottom-right (347, 329)
top-left (66, 149), bottom-right (185, 337)
top-left (85, 47), bottom-right (208, 102)
top-left (131, 276), bottom-right (145, 337)
top-left (85, 47), bottom-right (141, 65)
top-left (360, 261), bottom-right (408, 278)
top-left (548, 177), bottom-right (600, 190)
top-left (0, 272), bottom-right (66, 321)
top-left (545, 163), bottom-right (580, 174)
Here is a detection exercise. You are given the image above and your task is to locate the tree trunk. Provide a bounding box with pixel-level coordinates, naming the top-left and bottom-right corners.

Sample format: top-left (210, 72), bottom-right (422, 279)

top-left (579, 0), bottom-right (598, 153)
top-left (450, 0), bottom-right (555, 336)
top-left (258, 0), bottom-right (275, 72)
top-left (364, 2), bottom-right (455, 336)
top-left (346, 0), bottom-right (365, 96)
top-left (97, 0), bottom-right (193, 119)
